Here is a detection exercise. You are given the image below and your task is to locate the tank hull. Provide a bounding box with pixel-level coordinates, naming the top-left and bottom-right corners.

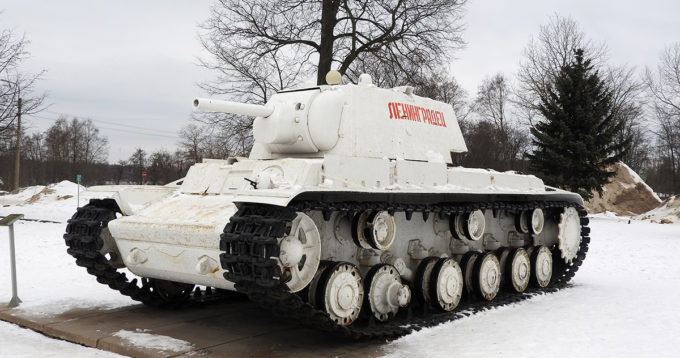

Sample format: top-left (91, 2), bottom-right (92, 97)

top-left (98, 156), bottom-right (581, 292)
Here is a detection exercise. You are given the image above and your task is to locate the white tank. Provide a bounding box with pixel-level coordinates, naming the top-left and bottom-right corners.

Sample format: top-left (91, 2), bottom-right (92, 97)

top-left (65, 73), bottom-right (590, 337)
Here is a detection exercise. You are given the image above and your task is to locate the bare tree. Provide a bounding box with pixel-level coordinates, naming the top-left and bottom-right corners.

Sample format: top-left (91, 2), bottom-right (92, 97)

top-left (0, 116), bottom-right (108, 186)
top-left (472, 73), bottom-right (510, 132)
top-left (461, 73), bottom-right (530, 172)
top-left (22, 132), bottom-right (44, 162)
top-left (79, 119), bottom-right (108, 165)
top-left (413, 70), bottom-right (470, 121)
top-left (202, 0), bottom-right (467, 86)
top-left (0, 19), bottom-right (46, 144)
top-left (516, 14), bottom-right (607, 125)
top-left (198, 0), bottom-right (467, 154)
top-left (148, 150), bottom-right (177, 184)
top-left (43, 117), bottom-right (108, 164)
top-left (128, 148), bottom-right (147, 185)
top-left (113, 160), bottom-right (127, 185)
top-left (178, 124), bottom-right (205, 164)
top-left (646, 42), bottom-right (680, 120)
top-left (606, 66), bottom-right (649, 172)
top-left (178, 122), bottom-right (246, 163)
top-left (645, 42), bottom-right (680, 193)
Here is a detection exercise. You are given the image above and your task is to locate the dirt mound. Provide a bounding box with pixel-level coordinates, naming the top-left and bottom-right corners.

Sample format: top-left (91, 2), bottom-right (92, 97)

top-left (27, 187), bottom-right (56, 204)
top-left (0, 181), bottom-right (82, 206)
top-left (585, 162), bottom-right (661, 216)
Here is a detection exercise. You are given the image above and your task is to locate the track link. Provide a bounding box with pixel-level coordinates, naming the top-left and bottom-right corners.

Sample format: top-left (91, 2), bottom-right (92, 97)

top-left (220, 200), bottom-right (590, 339)
top-left (64, 199), bottom-right (236, 308)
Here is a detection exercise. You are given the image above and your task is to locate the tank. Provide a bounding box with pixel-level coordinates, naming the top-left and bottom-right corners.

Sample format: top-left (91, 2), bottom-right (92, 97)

top-left (64, 73), bottom-right (590, 338)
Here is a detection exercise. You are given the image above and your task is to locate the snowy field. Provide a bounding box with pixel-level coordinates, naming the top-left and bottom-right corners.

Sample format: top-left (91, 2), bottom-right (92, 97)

top-left (1, 186), bottom-right (679, 357)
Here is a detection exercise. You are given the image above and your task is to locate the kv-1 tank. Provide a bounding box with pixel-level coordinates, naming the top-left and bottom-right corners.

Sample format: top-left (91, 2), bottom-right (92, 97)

top-left (64, 72), bottom-right (589, 338)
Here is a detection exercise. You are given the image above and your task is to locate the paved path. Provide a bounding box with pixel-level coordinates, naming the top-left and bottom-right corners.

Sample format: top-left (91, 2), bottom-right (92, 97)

top-left (0, 298), bottom-right (384, 357)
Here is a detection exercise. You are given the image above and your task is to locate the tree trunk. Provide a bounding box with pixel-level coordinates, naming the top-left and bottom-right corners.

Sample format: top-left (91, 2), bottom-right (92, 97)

top-left (316, 0), bottom-right (340, 85)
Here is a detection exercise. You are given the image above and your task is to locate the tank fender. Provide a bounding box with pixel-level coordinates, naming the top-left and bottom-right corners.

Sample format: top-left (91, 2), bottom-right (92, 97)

top-left (84, 185), bottom-right (179, 216)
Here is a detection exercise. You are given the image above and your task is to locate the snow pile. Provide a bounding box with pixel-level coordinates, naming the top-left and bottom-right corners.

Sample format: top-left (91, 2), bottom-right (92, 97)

top-left (585, 162), bottom-right (661, 216)
top-left (113, 329), bottom-right (194, 353)
top-left (636, 195), bottom-right (680, 224)
top-left (0, 181), bottom-right (83, 206)
top-left (0, 181), bottom-right (93, 222)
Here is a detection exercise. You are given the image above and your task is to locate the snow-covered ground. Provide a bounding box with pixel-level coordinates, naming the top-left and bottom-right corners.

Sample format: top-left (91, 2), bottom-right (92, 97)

top-left (1, 184), bottom-right (133, 357)
top-left (1, 185), bottom-right (680, 357)
top-left (0, 321), bottom-right (123, 358)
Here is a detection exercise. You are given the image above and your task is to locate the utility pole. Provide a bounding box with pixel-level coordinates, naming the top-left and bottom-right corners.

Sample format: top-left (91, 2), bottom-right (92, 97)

top-left (13, 98), bottom-right (22, 191)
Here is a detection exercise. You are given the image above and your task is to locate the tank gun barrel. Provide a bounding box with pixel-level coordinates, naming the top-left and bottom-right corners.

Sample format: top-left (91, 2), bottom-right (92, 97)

top-left (193, 97), bottom-right (274, 117)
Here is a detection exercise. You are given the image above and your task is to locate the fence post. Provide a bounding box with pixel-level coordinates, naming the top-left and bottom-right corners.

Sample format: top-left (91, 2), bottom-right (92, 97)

top-left (1, 214), bottom-right (24, 308)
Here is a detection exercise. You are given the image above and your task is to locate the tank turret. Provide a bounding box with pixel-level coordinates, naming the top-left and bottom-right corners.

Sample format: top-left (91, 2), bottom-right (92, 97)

top-left (193, 74), bottom-right (467, 163)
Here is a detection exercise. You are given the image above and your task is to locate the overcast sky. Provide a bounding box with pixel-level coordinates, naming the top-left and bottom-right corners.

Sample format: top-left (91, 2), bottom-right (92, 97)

top-left (2, 0), bottom-right (679, 162)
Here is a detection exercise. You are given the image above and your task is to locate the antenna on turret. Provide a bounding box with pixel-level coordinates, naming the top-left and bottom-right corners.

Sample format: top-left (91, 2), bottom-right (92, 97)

top-left (358, 74), bottom-right (373, 86)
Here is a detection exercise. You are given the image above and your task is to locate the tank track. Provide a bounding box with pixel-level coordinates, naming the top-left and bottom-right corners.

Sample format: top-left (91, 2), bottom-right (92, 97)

top-left (64, 199), bottom-right (236, 308)
top-left (220, 200), bottom-right (590, 339)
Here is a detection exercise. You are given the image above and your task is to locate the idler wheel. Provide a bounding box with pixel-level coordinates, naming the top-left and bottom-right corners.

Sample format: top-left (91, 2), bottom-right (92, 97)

top-left (313, 262), bottom-right (363, 326)
top-left (429, 258), bottom-right (463, 312)
top-left (531, 245), bottom-right (553, 288)
top-left (278, 212), bottom-right (321, 292)
top-left (364, 264), bottom-right (411, 321)
top-left (506, 248), bottom-right (531, 293)
top-left (473, 252), bottom-right (501, 301)
top-left (463, 210), bottom-right (486, 241)
top-left (415, 257), bottom-right (439, 305)
top-left (557, 207), bottom-right (582, 263)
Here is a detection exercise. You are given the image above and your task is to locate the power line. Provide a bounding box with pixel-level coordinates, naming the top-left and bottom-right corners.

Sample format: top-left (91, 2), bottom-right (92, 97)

top-left (43, 110), bottom-right (179, 135)
top-left (23, 113), bottom-right (179, 139)
top-left (96, 125), bottom-right (179, 139)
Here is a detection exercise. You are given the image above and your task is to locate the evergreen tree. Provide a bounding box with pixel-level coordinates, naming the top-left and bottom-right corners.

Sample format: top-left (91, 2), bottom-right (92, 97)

top-left (528, 49), bottom-right (630, 200)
